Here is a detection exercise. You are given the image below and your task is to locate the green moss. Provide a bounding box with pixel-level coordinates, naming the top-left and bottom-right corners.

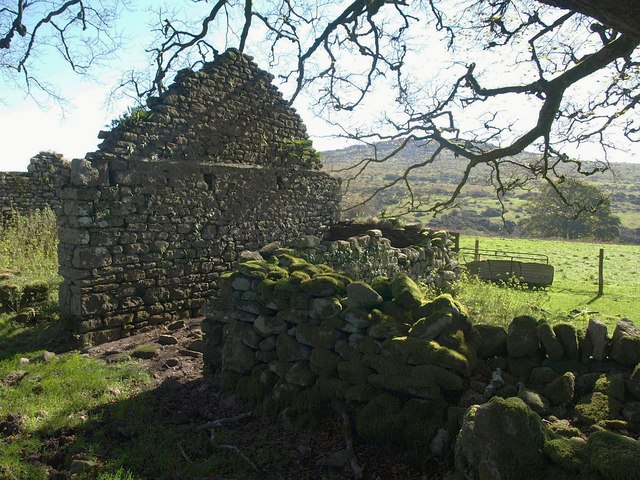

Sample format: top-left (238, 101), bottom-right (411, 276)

top-left (300, 274), bottom-right (346, 297)
top-left (593, 374), bottom-right (625, 402)
top-left (336, 360), bottom-right (373, 385)
top-left (587, 430), bottom-right (640, 480)
top-left (289, 270), bottom-right (311, 285)
top-left (367, 372), bottom-right (441, 399)
top-left (356, 394), bottom-right (404, 445)
top-left (414, 294), bottom-right (469, 322)
top-left (235, 366), bottom-right (276, 408)
top-left (390, 273), bottom-right (425, 310)
top-left (384, 336), bottom-right (471, 376)
top-left (368, 310), bottom-right (407, 339)
top-left (575, 392), bottom-right (622, 426)
top-left (543, 437), bottom-right (586, 471)
top-left (309, 348), bottom-right (340, 377)
top-left (402, 398), bottom-right (447, 467)
top-left (370, 275), bottom-right (393, 301)
top-left (277, 254), bottom-right (309, 269)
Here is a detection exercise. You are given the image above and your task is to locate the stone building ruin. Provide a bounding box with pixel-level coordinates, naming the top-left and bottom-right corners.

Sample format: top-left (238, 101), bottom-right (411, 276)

top-left (0, 152), bottom-right (69, 224)
top-left (56, 49), bottom-right (341, 344)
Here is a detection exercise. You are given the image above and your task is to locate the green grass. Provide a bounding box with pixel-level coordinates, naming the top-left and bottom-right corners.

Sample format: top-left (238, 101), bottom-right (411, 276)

top-left (456, 235), bottom-right (640, 328)
top-left (0, 352), bottom-right (150, 480)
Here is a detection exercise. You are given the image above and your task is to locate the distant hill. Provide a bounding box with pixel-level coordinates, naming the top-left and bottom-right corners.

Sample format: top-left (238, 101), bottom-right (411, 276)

top-left (320, 139), bottom-right (640, 243)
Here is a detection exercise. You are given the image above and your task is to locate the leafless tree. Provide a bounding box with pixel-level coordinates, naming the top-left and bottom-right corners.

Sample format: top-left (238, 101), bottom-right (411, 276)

top-left (0, 0), bottom-right (122, 103)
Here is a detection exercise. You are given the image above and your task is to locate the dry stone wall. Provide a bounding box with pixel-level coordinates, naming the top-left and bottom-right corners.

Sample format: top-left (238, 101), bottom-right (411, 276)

top-left (57, 49), bottom-right (341, 345)
top-left (0, 152), bottom-right (68, 223)
top-left (283, 228), bottom-right (458, 286)
top-left (202, 255), bottom-right (640, 478)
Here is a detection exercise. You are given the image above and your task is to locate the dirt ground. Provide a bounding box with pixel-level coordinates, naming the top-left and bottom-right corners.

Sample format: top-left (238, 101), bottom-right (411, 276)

top-left (79, 318), bottom-right (450, 480)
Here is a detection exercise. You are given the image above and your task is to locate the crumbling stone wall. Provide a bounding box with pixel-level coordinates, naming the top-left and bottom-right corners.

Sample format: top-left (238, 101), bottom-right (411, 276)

top-left (0, 152), bottom-right (68, 223)
top-left (284, 229), bottom-right (458, 286)
top-left (203, 254), bottom-right (640, 478)
top-left (57, 49), bottom-right (340, 345)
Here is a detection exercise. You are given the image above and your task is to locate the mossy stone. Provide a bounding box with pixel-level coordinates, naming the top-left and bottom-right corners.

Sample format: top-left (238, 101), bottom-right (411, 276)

top-left (295, 323), bottom-right (339, 350)
top-left (530, 367), bottom-right (560, 386)
top-left (518, 388), bottom-right (550, 416)
top-left (413, 294), bottom-right (469, 328)
top-left (438, 329), bottom-right (477, 372)
top-left (228, 320), bottom-right (263, 349)
top-left (537, 321), bottom-right (564, 361)
top-left (507, 315), bottom-right (540, 358)
top-left (610, 319), bottom-right (640, 366)
top-left (343, 308), bottom-right (371, 329)
top-left (337, 360), bottom-right (373, 385)
top-left (368, 372), bottom-right (441, 399)
top-left (507, 356), bottom-right (542, 383)
top-left (345, 281), bottom-right (383, 309)
top-left (543, 437), bottom-right (586, 471)
top-left (254, 314), bottom-right (288, 336)
top-left (300, 274), bottom-right (346, 297)
top-left (356, 393), bottom-right (404, 445)
top-left (356, 335), bottom-right (380, 355)
top-left (276, 334), bottom-right (308, 362)
top-left (222, 337), bottom-right (257, 373)
top-left (289, 291), bottom-right (310, 310)
top-left (362, 352), bottom-right (412, 377)
top-left (390, 273), bottom-right (425, 310)
top-left (587, 430), bottom-right (640, 480)
top-left (131, 343), bottom-right (158, 359)
top-left (593, 373), bottom-right (626, 402)
top-left (626, 363), bottom-right (640, 400)
top-left (385, 336), bottom-right (471, 376)
top-left (285, 361), bottom-right (318, 387)
top-left (544, 372), bottom-right (576, 406)
top-left (309, 297), bottom-right (342, 320)
top-left (575, 392), bottom-right (622, 426)
top-left (334, 340), bottom-right (362, 363)
top-left (255, 350), bottom-right (278, 363)
top-left (401, 397), bottom-right (448, 467)
top-left (309, 348), bottom-right (339, 377)
top-left (235, 366), bottom-right (276, 408)
top-left (368, 313), bottom-right (405, 340)
top-left (454, 396), bottom-right (559, 480)
top-left (344, 384), bottom-right (378, 403)
top-left (412, 364), bottom-right (464, 391)
top-left (475, 323), bottom-right (508, 358)
top-left (370, 276), bottom-right (393, 301)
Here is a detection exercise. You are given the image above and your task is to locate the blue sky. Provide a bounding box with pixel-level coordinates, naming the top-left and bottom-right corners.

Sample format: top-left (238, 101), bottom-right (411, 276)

top-left (1, 1), bottom-right (638, 172)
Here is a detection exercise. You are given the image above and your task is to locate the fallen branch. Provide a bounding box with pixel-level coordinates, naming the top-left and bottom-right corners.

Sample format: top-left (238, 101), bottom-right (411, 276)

top-left (217, 444), bottom-right (260, 473)
top-left (178, 443), bottom-right (192, 463)
top-left (196, 412), bottom-right (252, 431)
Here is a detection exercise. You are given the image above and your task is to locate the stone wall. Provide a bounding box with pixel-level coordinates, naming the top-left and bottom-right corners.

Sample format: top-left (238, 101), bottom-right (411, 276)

top-left (202, 255), bottom-right (640, 478)
top-left (0, 152), bottom-right (68, 223)
top-left (278, 228), bottom-right (458, 286)
top-left (57, 49), bottom-right (341, 345)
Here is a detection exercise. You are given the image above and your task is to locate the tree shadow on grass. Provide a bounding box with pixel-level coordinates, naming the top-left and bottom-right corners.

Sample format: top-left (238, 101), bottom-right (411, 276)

top-left (33, 376), bottom-right (301, 480)
top-left (0, 299), bottom-right (77, 362)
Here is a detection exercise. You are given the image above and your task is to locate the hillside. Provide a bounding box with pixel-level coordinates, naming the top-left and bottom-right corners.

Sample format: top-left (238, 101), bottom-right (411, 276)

top-left (320, 140), bottom-right (640, 243)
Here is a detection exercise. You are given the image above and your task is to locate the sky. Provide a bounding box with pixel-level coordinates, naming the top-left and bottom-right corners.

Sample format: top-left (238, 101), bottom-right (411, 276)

top-left (1, 1), bottom-right (638, 172)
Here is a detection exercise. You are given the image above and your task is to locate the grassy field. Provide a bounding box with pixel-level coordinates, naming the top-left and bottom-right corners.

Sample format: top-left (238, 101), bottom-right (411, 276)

top-left (456, 235), bottom-right (640, 328)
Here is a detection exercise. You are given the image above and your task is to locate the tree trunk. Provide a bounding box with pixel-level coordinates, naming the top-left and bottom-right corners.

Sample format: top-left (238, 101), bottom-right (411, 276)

top-left (537, 0), bottom-right (640, 38)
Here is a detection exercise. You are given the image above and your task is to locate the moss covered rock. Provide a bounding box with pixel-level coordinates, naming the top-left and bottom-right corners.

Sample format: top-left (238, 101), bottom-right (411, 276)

top-left (295, 323), bottom-right (339, 350)
top-left (575, 392), bottom-right (622, 426)
top-left (544, 372), bottom-right (576, 407)
top-left (390, 273), bottom-right (424, 310)
top-left (610, 319), bottom-right (640, 366)
top-left (384, 336), bottom-right (471, 376)
top-left (221, 337), bottom-right (256, 374)
top-left (587, 430), bottom-right (640, 480)
top-left (337, 360), bottom-right (374, 385)
top-left (301, 274), bottom-right (348, 297)
top-left (368, 310), bottom-right (406, 339)
top-left (454, 396), bottom-right (559, 480)
top-left (309, 297), bottom-right (342, 320)
top-left (345, 281), bottom-right (383, 309)
top-left (309, 348), bottom-right (340, 377)
top-left (370, 275), bottom-right (393, 301)
top-left (276, 334), bottom-right (310, 362)
top-left (356, 393), bottom-right (404, 445)
top-left (543, 437), bottom-right (587, 471)
top-left (626, 363), bottom-right (640, 400)
top-left (285, 361), bottom-right (318, 387)
top-left (593, 373), bottom-right (626, 402)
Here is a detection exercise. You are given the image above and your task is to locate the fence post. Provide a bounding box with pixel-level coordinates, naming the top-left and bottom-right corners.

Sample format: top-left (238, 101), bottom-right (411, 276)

top-left (474, 239), bottom-right (480, 262)
top-left (598, 248), bottom-right (604, 297)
